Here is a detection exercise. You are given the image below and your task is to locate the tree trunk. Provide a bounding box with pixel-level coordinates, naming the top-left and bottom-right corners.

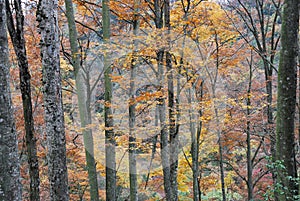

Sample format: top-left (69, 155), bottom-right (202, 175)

top-left (36, 0), bottom-right (69, 200)
top-left (188, 86), bottom-right (200, 201)
top-left (276, 0), bottom-right (299, 200)
top-left (154, 1), bottom-right (172, 200)
top-left (164, 0), bottom-right (178, 200)
top-left (157, 49), bottom-right (172, 201)
top-left (129, 1), bottom-right (140, 200)
top-left (102, 0), bottom-right (117, 200)
top-left (0, 1), bottom-right (22, 200)
top-left (64, 1), bottom-right (99, 200)
top-left (246, 54), bottom-right (253, 200)
top-left (5, 1), bottom-right (40, 200)
top-left (213, 34), bottom-right (226, 201)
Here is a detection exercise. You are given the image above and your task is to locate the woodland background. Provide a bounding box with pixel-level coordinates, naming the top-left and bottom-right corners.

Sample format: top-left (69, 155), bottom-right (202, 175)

top-left (0, 0), bottom-right (300, 200)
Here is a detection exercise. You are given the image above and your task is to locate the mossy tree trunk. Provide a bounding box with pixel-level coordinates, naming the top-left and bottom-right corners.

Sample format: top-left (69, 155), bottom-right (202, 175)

top-left (6, 1), bottom-right (40, 200)
top-left (276, 0), bottom-right (299, 200)
top-left (36, 0), bottom-right (69, 200)
top-left (0, 0), bottom-right (22, 200)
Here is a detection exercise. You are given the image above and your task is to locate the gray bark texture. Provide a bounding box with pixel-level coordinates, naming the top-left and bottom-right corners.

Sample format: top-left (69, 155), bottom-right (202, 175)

top-left (164, 0), bottom-right (178, 200)
top-left (276, 0), bottom-right (299, 200)
top-left (129, 1), bottom-right (140, 200)
top-left (153, 1), bottom-right (172, 200)
top-left (103, 0), bottom-right (117, 200)
top-left (5, 0), bottom-right (40, 200)
top-left (64, 1), bottom-right (99, 200)
top-left (36, 0), bottom-right (69, 200)
top-left (0, 0), bottom-right (22, 200)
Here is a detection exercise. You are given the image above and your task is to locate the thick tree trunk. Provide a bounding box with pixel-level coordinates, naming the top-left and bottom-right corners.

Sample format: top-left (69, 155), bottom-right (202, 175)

top-left (36, 1), bottom-right (69, 200)
top-left (154, 1), bottom-right (172, 200)
top-left (276, 0), bottom-right (299, 200)
top-left (102, 0), bottom-right (117, 200)
top-left (0, 1), bottom-right (22, 200)
top-left (64, 1), bottom-right (99, 200)
top-left (5, 1), bottom-right (40, 200)
top-left (164, 0), bottom-right (178, 200)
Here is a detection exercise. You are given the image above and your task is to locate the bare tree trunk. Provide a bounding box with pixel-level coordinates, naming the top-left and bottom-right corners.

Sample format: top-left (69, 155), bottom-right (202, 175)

top-left (128, 1), bottom-right (140, 200)
top-left (64, 1), bottom-right (99, 200)
top-left (36, 0), bottom-right (69, 200)
top-left (276, 0), bottom-right (299, 200)
top-left (188, 86), bottom-right (200, 201)
top-left (213, 34), bottom-right (226, 201)
top-left (157, 49), bottom-right (172, 201)
top-left (102, 0), bottom-right (116, 200)
top-left (246, 53), bottom-right (253, 200)
top-left (5, 1), bottom-right (40, 200)
top-left (164, 0), bottom-right (178, 200)
top-left (153, 0), bottom-right (172, 200)
top-left (0, 1), bottom-right (22, 200)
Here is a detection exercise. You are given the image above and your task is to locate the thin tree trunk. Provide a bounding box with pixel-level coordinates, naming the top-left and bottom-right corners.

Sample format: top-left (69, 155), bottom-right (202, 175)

top-left (102, 0), bottom-right (116, 200)
top-left (276, 0), bottom-right (299, 200)
top-left (231, 2), bottom-right (280, 198)
top-left (128, 1), bottom-right (140, 200)
top-left (246, 53), bottom-right (253, 200)
top-left (188, 86), bottom-right (200, 201)
top-left (64, 1), bottom-right (99, 200)
top-left (0, 1), bottom-right (22, 199)
top-left (214, 34), bottom-right (226, 201)
top-left (154, 0), bottom-right (172, 200)
top-left (129, 54), bottom-right (138, 201)
top-left (5, 0), bottom-right (40, 200)
top-left (36, 0), bottom-right (69, 200)
top-left (157, 49), bottom-right (172, 201)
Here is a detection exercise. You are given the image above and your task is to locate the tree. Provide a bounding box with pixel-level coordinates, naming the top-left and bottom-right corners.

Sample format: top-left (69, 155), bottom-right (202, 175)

top-left (36, 0), bottom-right (69, 200)
top-left (225, 3), bottom-right (282, 196)
top-left (64, 0), bottom-right (99, 200)
top-left (0, 0), bottom-right (22, 200)
top-left (128, 1), bottom-right (140, 200)
top-left (103, 0), bottom-right (117, 200)
top-left (5, 0), bottom-right (40, 200)
top-left (275, 0), bottom-right (299, 200)
top-left (165, 0), bottom-right (179, 200)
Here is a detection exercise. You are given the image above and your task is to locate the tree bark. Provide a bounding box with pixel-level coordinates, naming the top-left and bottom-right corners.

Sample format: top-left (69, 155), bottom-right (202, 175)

top-left (246, 54), bottom-right (253, 201)
top-left (0, 1), bottom-right (22, 200)
top-left (276, 0), bottom-right (299, 200)
top-left (128, 1), bottom-right (140, 200)
top-left (5, 1), bottom-right (40, 200)
top-left (164, 0), bottom-right (178, 200)
top-left (36, 0), bottom-right (69, 200)
top-left (102, 0), bottom-right (117, 200)
top-left (64, 1), bottom-right (99, 200)
top-left (213, 34), bottom-right (226, 201)
top-left (188, 86), bottom-right (200, 201)
top-left (153, 1), bottom-right (172, 200)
